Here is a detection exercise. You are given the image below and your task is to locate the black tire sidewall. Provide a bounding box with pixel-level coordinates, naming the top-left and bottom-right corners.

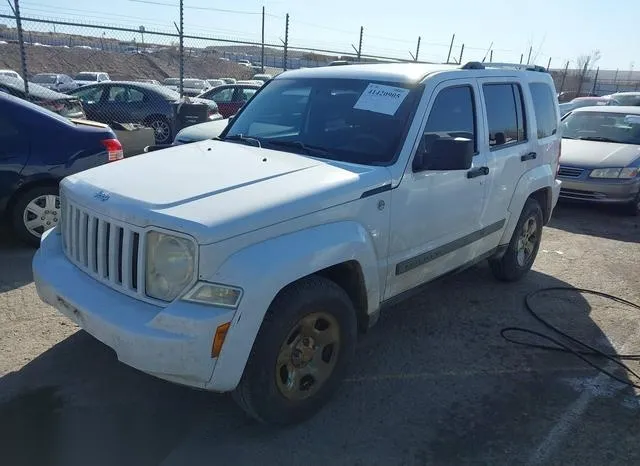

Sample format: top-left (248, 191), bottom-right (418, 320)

top-left (497, 198), bottom-right (544, 280)
top-left (11, 185), bottom-right (59, 248)
top-left (237, 276), bottom-right (357, 425)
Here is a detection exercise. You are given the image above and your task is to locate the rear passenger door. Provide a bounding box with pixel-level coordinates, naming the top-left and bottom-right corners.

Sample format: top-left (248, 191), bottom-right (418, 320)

top-left (477, 78), bottom-right (534, 230)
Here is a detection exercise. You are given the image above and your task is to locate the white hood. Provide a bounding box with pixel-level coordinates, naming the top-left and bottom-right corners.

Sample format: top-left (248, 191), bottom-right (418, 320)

top-left (62, 140), bottom-right (390, 244)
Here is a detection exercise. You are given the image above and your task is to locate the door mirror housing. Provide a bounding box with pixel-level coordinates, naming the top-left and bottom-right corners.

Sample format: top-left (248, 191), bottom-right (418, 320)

top-left (413, 137), bottom-right (474, 172)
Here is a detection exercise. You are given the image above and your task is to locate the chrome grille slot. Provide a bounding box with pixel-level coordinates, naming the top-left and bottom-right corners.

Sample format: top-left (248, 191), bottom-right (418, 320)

top-left (61, 196), bottom-right (146, 299)
top-left (558, 166), bottom-right (584, 178)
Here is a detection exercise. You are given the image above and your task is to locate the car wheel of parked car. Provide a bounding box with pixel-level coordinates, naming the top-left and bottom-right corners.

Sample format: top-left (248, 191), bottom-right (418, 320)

top-left (11, 185), bottom-right (60, 247)
top-left (233, 275), bottom-right (357, 425)
top-left (146, 117), bottom-right (172, 144)
top-left (623, 193), bottom-right (640, 216)
top-left (489, 197), bottom-right (543, 282)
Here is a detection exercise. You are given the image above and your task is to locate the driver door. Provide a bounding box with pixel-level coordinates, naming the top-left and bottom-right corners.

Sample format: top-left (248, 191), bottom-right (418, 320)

top-left (386, 80), bottom-right (491, 298)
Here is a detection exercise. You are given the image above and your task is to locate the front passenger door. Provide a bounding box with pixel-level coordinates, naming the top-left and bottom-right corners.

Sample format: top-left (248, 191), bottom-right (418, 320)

top-left (386, 81), bottom-right (489, 298)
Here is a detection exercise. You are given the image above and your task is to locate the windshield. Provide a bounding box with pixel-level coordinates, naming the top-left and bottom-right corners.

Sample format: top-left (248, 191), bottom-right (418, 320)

top-left (184, 79), bottom-right (206, 88)
top-left (163, 78), bottom-right (180, 85)
top-left (562, 111), bottom-right (640, 145)
top-left (32, 74), bottom-right (57, 84)
top-left (75, 73), bottom-right (98, 81)
top-left (224, 77), bottom-right (421, 165)
top-left (612, 94), bottom-right (640, 106)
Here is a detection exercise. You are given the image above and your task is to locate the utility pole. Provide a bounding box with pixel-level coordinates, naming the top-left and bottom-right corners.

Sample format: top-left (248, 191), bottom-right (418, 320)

top-left (8, 0), bottom-right (28, 95)
top-left (446, 33), bottom-right (455, 63)
top-left (283, 13), bottom-right (289, 71)
top-left (261, 6), bottom-right (265, 73)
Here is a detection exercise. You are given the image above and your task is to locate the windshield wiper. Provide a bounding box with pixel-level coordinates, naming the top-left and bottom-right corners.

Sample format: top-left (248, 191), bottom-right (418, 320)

top-left (221, 134), bottom-right (262, 148)
top-left (263, 139), bottom-right (330, 156)
top-left (577, 136), bottom-right (618, 143)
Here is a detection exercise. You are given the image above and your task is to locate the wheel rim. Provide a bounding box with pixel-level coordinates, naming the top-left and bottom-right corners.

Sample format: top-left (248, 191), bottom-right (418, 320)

top-left (516, 216), bottom-right (538, 267)
top-left (149, 120), bottom-right (170, 143)
top-left (23, 194), bottom-right (60, 239)
top-left (275, 312), bottom-right (341, 401)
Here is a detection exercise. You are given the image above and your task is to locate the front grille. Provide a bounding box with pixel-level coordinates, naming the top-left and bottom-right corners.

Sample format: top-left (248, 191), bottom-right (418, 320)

top-left (61, 196), bottom-right (146, 298)
top-left (558, 166), bottom-right (584, 178)
top-left (559, 188), bottom-right (606, 200)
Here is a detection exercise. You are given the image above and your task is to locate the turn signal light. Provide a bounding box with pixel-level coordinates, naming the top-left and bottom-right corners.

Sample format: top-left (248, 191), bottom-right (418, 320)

top-left (211, 322), bottom-right (231, 358)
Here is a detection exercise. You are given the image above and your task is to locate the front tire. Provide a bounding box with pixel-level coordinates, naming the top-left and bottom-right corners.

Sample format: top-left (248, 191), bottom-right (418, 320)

top-left (233, 275), bottom-right (357, 425)
top-left (11, 185), bottom-right (60, 247)
top-left (489, 197), bottom-right (543, 282)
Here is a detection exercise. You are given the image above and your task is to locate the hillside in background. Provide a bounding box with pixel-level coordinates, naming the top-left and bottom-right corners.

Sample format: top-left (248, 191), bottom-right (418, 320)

top-left (0, 43), bottom-right (256, 80)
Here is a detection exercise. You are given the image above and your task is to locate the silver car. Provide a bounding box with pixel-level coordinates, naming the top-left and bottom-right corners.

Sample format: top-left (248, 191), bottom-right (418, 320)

top-left (558, 106), bottom-right (640, 215)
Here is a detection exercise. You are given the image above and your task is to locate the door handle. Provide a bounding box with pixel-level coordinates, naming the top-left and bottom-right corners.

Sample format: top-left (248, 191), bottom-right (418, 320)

top-left (467, 166), bottom-right (489, 179)
top-left (521, 152), bottom-right (537, 162)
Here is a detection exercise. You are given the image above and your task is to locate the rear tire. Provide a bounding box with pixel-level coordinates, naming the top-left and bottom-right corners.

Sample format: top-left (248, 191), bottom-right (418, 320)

top-left (10, 185), bottom-right (60, 248)
top-left (233, 275), bottom-right (357, 425)
top-left (489, 197), bottom-right (543, 282)
top-left (145, 116), bottom-right (172, 144)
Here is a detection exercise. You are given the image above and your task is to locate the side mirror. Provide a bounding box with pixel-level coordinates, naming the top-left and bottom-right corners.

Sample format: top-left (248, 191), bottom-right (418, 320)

top-left (413, 137), bottom-right (474, 172)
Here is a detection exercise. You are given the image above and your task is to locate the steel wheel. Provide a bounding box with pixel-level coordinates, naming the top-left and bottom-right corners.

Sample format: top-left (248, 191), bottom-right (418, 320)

top-left (22, 194), bottom-right (60, 239)
top-left (149, 119), bottom-right (171, 143)
top-left (275, 312), bottom-right (341, 401)
top-left (516, 216), bottom-right (538, 267)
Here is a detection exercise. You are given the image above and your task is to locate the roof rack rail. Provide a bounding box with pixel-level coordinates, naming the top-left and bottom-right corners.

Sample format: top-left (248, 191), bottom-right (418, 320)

top-left (460, 61), bottom-right (547, 72)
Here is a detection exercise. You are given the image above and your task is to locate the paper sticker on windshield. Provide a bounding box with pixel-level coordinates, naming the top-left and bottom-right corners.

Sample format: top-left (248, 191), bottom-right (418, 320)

top-left (624, 115), bottom-right (640, 125)
top-left (353, 84), bottom-right (410, 115)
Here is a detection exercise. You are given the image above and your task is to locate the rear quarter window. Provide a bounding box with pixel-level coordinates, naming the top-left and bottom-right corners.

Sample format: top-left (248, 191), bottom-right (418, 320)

top-left (529, 83), bottom-right (558, 138)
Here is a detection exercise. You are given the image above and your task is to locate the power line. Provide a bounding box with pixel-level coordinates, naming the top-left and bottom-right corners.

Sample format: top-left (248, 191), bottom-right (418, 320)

top-left (128, 0), bottom-right (262, 15)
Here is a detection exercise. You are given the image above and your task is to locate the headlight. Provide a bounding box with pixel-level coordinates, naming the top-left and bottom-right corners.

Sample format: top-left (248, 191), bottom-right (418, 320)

top-left (145, 231), bottom-right (196, 302)
top-left (590, 167), bottom-right (639, 179)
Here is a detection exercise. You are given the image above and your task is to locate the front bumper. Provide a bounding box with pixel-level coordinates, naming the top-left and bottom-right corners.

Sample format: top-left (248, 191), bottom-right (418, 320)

top-left (558, 177), bottom-right (640, 204)
top-left (33, 228), bottom-right (236, 390)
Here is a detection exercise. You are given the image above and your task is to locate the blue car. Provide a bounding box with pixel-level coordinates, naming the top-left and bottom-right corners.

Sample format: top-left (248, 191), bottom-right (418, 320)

top-left (0, 92), bottom-right (123, 246)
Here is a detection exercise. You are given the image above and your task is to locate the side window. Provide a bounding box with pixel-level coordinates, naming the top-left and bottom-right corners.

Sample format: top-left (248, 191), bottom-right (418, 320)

top-left (72, 86), bottom-right (104, 103)
top-left (239, 87), bottom-right (256, 101)
top-left (211, 88), bottom-right (234, 103)
top-left (420, 85), bottom-right (476, 154)
top-left (107, 86), bottom-right (144, 103)
top-left (483, 83), bottom-right (527, 148)
top-left (529, 82), bottom-right (558, 138)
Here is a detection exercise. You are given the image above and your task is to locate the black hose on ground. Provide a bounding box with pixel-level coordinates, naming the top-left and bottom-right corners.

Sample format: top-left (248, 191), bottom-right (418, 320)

top-left (501, 287), bottom-right (640, 389)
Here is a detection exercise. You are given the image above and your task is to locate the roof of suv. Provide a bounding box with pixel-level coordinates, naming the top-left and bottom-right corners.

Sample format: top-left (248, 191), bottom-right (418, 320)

top-left (572, 105), bottom-right (640, 115)
top-left (277, 62), bottom-right (549, 84)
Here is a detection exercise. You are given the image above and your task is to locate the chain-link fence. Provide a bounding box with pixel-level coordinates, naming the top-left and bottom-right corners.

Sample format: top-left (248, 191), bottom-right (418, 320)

top-left (3, 7), bottom-right (640, 146)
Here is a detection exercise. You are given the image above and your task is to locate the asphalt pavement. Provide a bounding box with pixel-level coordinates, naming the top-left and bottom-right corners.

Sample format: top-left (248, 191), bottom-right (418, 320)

top-left (1, 202), bottom-right (639, 466)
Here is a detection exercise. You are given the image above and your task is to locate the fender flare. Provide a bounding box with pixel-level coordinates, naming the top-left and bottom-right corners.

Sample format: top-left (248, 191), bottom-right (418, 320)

top-left (500, 164), bottom-right (554, 245)
top-left (206, 221), bottom-right (381, 391)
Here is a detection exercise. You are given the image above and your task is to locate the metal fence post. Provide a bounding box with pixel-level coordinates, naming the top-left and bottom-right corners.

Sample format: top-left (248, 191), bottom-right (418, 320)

top-left (415, 36), bottom-right (420, 62)
top-left (591, 67), bottom-right (600, 95)
top-left (179, 0), bottom-right (184, 97)
top-left (261, 6), bottom-right (265, 73)
top-left (283, 13), bottom-right (289, 71)
top-left (9, 0), bottom-right (29, 95)
top-left (559, 61), bottom-right (569, 94)
top-left (613, 68), bottom-right (619, 92)
top-left (446, 34), bottom-right (455, 64)
top-left (577, 59), bottom-right (589, 96)
top-left (358, 26), bottom-right (363, 61)
top-left (458, 44), bottom-right (464, 64)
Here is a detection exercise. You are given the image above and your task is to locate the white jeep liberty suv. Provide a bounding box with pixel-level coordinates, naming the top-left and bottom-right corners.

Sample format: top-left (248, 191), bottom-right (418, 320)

top-left (34, 62), bottom-right (562, 425)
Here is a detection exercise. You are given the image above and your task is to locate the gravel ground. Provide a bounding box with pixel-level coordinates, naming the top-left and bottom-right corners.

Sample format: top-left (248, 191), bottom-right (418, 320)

top-left (0, 201), bottom-right (639, 466)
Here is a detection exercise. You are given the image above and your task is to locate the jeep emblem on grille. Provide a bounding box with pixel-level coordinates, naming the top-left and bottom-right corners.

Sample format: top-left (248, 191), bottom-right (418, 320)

top-left (94, 191), bottom-right (110, 202)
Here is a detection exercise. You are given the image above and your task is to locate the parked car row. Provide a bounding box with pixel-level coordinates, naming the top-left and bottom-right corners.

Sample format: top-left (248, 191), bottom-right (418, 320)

top-left (559, 92), bottom-right (640, 117)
